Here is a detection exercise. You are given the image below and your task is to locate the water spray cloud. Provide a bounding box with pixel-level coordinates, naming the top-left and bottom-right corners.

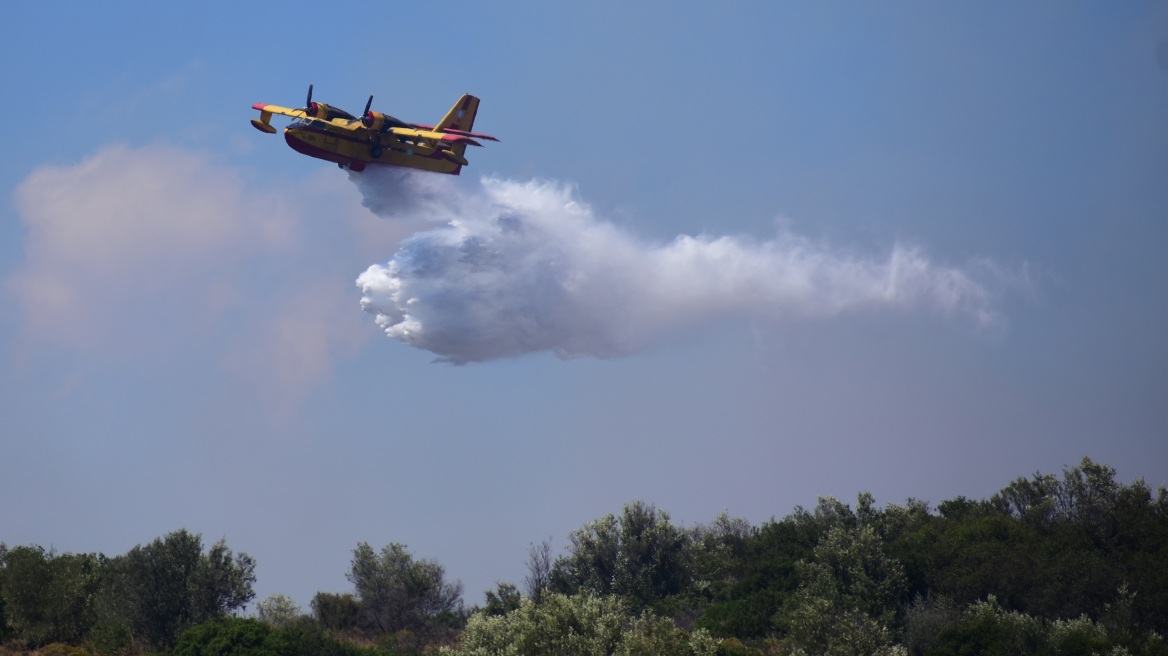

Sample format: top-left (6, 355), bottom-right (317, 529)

top-left (354, 169), bottom-right (997, 363)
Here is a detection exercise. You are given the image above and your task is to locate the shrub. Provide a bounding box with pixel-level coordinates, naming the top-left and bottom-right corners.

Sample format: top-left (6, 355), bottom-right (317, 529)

top-left (36, 645), bottom-right (91, 656)
top-left (172, 618), bottom-right (272, 656)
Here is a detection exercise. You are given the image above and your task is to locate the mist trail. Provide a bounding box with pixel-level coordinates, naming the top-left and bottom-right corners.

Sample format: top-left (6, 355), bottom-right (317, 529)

top-left (353, 167), bottom-right (998, 363)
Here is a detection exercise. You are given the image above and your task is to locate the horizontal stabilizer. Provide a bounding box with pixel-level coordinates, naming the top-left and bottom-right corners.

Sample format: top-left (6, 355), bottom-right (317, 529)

top-left (442, 128), bottom-right (499, 142)
top-left (410, 124), bottom-right (499, 142)
top-left (436, 134), bottom-right (482, 147)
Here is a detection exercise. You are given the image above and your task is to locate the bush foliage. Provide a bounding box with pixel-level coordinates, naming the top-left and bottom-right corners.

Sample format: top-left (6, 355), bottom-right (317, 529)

top-left (2, 457), bottom-right (1165, 655)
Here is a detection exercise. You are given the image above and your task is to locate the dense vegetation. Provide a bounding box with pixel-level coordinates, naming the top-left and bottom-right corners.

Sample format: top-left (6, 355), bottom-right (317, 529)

top-left (2, 457), bottom-right (1165, 655)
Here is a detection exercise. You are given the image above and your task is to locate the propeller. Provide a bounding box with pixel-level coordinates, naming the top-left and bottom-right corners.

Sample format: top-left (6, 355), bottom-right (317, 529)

top-left (305, 83), bottom-right (319, 117)
top-left (359, 92), bottom-right (409, 132)
top-left (361, 95), bottom-right (377, 128)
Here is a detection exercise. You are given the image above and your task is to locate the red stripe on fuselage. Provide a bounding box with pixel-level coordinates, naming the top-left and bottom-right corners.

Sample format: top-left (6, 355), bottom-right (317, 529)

top-left (284, 130), bottom-right (353, 166)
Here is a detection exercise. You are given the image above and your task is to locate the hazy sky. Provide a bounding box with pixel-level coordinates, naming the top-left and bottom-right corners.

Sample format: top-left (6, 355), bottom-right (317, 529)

top-left (2, 2), bottom-right (1166, 610)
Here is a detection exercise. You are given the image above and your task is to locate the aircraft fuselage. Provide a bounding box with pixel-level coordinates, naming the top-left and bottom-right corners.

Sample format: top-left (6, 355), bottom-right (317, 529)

top-left (283, 118), bottom-right (463, 175)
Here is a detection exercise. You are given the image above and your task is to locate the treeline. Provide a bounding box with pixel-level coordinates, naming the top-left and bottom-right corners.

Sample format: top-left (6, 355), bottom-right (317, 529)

top-left (0, 530), bottom-right (255, 653)
top-left (2, 457), bottom-right (1166, 655)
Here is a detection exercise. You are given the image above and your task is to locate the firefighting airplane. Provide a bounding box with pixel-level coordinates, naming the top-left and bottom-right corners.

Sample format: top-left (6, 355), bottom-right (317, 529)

top-left (250, 85), bottom-right (498, 174)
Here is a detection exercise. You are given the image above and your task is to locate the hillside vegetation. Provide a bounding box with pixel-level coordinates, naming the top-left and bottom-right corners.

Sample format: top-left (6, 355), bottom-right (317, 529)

top-left (2, 457), bottom-right (1165, 655)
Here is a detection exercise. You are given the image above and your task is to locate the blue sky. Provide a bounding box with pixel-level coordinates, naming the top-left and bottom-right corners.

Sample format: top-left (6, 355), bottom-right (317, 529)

top-left (2, 2), bottom-right (1166, 609)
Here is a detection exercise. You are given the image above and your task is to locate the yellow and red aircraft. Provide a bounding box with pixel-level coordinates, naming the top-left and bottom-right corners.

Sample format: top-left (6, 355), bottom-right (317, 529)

top-left (251, 85), bottom-right (498, 174)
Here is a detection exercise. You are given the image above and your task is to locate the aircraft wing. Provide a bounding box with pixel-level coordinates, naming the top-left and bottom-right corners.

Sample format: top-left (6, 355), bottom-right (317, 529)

top-left (252, 103), bottom-right (310, 119)
top-left (251, 102), bottom-right (312, 134)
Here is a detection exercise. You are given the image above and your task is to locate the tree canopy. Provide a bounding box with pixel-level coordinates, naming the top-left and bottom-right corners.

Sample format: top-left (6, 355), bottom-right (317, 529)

top-left (2, 457), bottom-right (1165, 655)
top-left (0, 529), bottom-right (254, 651)
top-left (346, 542), bottom-right (464, 637)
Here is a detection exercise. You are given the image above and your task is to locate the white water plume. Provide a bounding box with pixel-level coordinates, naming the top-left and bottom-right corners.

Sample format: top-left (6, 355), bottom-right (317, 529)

top-left (354, 168), bottom-right (997, 363)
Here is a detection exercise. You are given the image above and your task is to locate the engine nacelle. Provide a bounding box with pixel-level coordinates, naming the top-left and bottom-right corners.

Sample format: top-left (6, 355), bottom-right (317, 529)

top-left (362, 110), bottom-right (388, 131)
top-left (305, 102), bottom-right (356, 122)
top-left (306, 101), bottom-right (328, 118)
top-left (362, 110), bottom-right (410, 132)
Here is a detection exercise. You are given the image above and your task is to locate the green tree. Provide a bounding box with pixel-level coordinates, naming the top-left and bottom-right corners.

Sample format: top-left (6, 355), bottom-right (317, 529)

top-left (992, 457), bottom-right (1121, 528)
top-left (267, 619), bottom-right (383, 656)
top-left (448, 592), bottom-right (718, 656)
top-left (446, 592), bottom-right (626, 656)
top-left (778, 524), bottom-right (906, 656)
top-left (553, 501), bottom-right (692, 611)
top-left (902, 595), bottom-right (961, 656)
top-left (172, 617), bottom-right (273, 656)
top-left (88, 618), bottom-right (134, 656)
top-left (686, 512), bottom-right (751, 589)
top-left (1101, 476), bottom-right (1168, 635)
top-left (481, 583), bottom-right (522, 617)
top-left (346, 542), bottom-right (463, 637)
top-left (310, 593), bottom-right (359, 632)
top-left (173, 616), bottom-right (380, 656)
top-left (930, 596), bottom-right (1051, 656)
top-left (101, 529), bottom-right (256, 649)
top-left (695, 498), bottom-right (849, 639)
top-left (621, 612), bottom-right (719, 656)
top-left (552, 514), bottom-right (619, 598)
top-left (0, 544), bottom-right (53, 643)
top-left (924, 502), bottom-right (1035, 612)
top-left (925, 458), bottom-right (1168, 631)
top-left (0, 543), bottom-right (9, 643)
top-left (256, 594), bottom-right (302, 628)
top-left (0, 545), bottom-right (103, 646)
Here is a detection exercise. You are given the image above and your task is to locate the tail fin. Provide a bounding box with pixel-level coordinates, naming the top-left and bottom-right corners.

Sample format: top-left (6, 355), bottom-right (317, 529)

top-left (435, 94), bottom-right (480, 133)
